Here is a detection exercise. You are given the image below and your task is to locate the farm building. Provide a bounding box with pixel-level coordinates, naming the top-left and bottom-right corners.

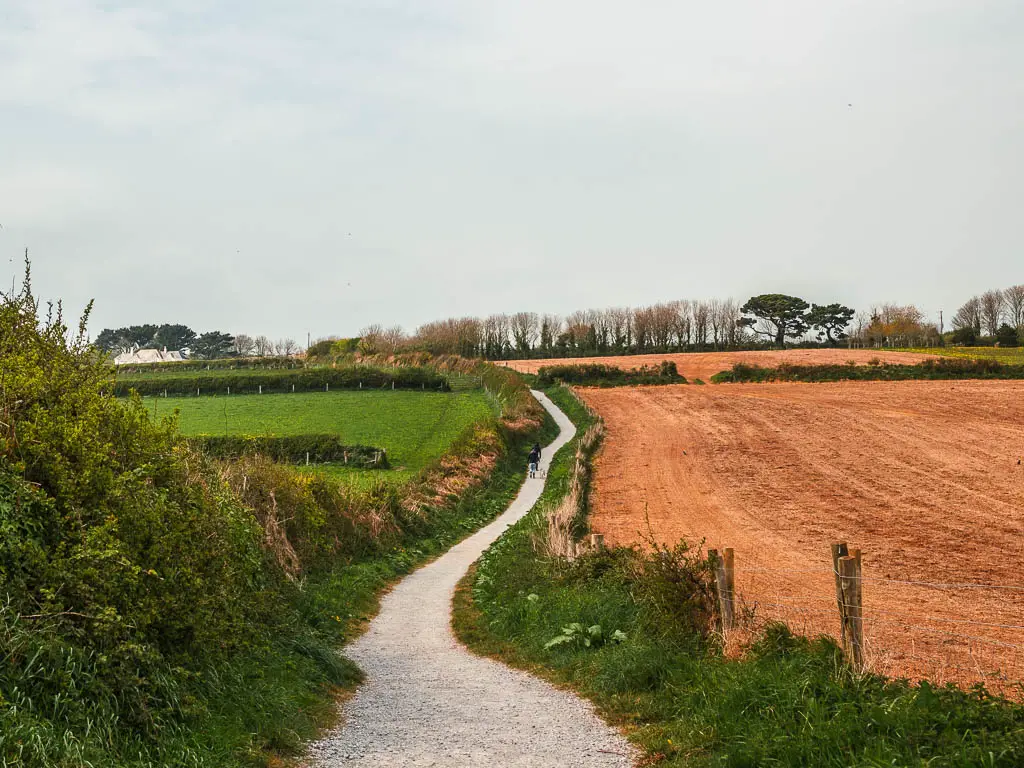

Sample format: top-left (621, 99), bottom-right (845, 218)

top-left (113, 348), bottom-right (187, 365)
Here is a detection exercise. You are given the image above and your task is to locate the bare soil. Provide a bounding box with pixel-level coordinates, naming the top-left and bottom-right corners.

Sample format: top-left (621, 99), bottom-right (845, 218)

top-left (501, 349), bottom-right (937, 383)
top-left (578, 381), bottom-right (1024, 693)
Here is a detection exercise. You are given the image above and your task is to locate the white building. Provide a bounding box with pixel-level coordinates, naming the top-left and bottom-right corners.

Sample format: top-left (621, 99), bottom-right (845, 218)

top-left (113, 348), bottom-right (187, 365)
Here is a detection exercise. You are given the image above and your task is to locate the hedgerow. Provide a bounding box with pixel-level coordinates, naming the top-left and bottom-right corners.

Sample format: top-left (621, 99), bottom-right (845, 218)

top-left (712, 357), bottom-right (1024, 383)
top-left (190, 435), bottom-right (388, 467)
top-left (534, 360), bottom-right (686, 387)
top-left (114, 356), bottom-right (305, 375)
top-left (113, 366), bottom-right (450, 397)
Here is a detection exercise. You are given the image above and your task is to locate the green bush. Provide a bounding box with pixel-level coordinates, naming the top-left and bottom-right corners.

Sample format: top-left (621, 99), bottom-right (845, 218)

top-left (115, 356), bottom-right (305, 374)
top-left (535, 361), bottom-right (686, 387)
top-left (190, 435), bottom-right (388, 467)
top-left (711, 357), bottom-right (1024, 383)
top-left (113, 366), bottom-right (450, 397)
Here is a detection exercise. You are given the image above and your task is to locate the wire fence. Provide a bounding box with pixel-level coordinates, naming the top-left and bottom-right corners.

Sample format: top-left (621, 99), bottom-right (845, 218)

top-left (706, 542), bottom-right (1024, 699)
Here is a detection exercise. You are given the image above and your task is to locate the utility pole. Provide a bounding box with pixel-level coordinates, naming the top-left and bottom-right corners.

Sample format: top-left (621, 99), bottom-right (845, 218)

top-left (939, 310), bottom-right (944, 335)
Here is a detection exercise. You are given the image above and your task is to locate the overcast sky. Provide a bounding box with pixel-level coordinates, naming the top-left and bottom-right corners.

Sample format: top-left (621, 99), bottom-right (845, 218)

top-left (1, 0), bottom-right (1022, 343)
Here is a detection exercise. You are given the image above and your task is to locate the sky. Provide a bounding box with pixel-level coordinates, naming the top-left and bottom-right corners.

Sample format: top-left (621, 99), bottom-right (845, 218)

top-left (1, 0), bottom-right (1022, 344)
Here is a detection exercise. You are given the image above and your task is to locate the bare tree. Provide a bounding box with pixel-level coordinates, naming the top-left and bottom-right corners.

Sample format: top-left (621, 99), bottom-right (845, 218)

top-left (253, 335), bottom-right (272, 356)
top-left (510, 312), bottom-right (539, 356)
top-left (691, 301), bottom-right (711, 350)
top-left (381, 325), bottom-right (406, 354)
top-left (233, 333), bottom-right (255, 356)
top-left (1003, 285), bottom-right (1024, 329)
top-left (980, 289), bottom-right (1005, 336)
top-left (278, 338), bottom-right (297, 357)
top-left (952, 296), bottom-right (982, 333)
top-left (357, 324), bottom-right (385, 355)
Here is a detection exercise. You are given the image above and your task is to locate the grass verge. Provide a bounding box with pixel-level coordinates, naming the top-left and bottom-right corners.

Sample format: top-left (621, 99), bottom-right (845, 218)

top-left (453, 386), bottom-right (1024, 767)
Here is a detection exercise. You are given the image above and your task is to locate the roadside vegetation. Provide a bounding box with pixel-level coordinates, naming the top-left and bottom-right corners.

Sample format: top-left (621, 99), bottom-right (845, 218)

top-left (535, 361), bottom-right (686, 388)
top-left (0, 271), bottom-right (549, 767)
top-left (711, 357), bottom-right (1024, 383)
top-left (453, 385), bottom-right (1024, 766)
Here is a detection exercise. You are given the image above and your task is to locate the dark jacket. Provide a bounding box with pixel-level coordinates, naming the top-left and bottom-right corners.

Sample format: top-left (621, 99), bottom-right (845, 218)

top-left (528, 449), bottom-right (541, 465)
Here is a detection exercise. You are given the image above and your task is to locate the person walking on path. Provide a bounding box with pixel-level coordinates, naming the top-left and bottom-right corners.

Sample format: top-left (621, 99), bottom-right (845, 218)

top-left (527, 443), bottom-right (541, 478)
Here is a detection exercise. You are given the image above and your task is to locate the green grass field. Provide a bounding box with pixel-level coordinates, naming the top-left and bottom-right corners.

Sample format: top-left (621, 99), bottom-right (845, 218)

top-left (147, 390), bottom-right (496, 484)
top-left (902, 346), bottom-right (1024, 363)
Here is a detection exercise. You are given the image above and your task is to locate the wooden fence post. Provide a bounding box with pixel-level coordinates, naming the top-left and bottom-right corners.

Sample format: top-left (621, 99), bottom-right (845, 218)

top-left (724, 547), bottom-right (735, 629)
top-left (839, 554), bottom-right (864, 670)
top-left (708, 548), bottom-right (735, 630)
top-left (831, 542), bottom-right (849, 647)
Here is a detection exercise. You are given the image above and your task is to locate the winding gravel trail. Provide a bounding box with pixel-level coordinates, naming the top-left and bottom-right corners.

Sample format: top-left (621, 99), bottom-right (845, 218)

top-left (307, 391), bottom-right (636, 768)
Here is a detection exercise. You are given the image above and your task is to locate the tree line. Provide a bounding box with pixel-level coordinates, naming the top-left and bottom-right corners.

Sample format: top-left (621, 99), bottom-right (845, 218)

top-left (94, 324), bottom-right (300, 360)
top-left (354, 295), bottom-right (857, 360)
top-left (950, 284), bottom-right (1024, 346)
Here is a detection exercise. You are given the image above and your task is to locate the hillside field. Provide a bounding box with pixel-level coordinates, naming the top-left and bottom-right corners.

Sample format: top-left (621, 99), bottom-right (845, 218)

top-left (147, 390), bottom-right (496, 483)
top-left (500, 349), bottom-right (938, 383)
top-left (579, 381), bottom-right (1024, 694)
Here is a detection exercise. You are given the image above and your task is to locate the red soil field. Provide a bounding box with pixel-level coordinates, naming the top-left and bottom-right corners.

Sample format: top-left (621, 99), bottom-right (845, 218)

top-left (500, 349), bottom-right (937, 383)
top-left (578, 381), bottom-right (1024, 693)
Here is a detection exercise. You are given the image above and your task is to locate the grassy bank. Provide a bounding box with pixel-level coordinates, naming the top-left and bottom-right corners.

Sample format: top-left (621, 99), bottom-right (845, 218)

top-left (453, 386), bottom-right (1024, 767)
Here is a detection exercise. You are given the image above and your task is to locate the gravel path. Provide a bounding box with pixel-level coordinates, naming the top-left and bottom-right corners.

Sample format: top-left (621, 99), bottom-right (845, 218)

top-left (307, 391), bottom-right (637, 768)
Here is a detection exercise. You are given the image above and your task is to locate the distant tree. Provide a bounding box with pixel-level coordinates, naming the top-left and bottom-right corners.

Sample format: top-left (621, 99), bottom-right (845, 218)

top-left (1002, 285), bottom-right (1024, 330)
top-left (191, 331), bottom-right (235, 359)
top-left (950, 326), bottom-right (977, 346)
top-left (278, 338), bottom-right (298, 357)
top-left (952, 297), bottom-right (982, 334)
top-left (980, 290), bottom-right (1005, 336)
top-left (232, 333), bottom-right (255, 356)
top-left (94, 324), bottom-right (159, 352)
top-left (807, 303), bottom-right (855, 345)
top-left (154, 324), bottom-right (196, 351)
top-left (738, 294), bottom-right (810, 348)
top-left (510, 312), bottom-right (539, 356)
top-left (380, 326), bottom-right (406, 354)
top-left (253, 335), bottom-right (272, 356)
top-left (995, 323), bottom-right (1019, 347)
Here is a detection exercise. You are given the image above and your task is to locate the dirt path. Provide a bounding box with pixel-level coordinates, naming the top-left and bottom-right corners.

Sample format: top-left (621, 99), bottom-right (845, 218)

top-left (307, 391), bottom-right (636, 768)
top-left (579, 382), bottom-right (1024, 693)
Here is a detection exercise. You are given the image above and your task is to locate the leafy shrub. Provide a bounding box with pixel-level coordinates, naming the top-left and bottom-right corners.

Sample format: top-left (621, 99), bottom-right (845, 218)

top-left (535, 361), bottom-right (686, 387)
top-left (115, 356), bottom-right (306, 375)
top-left (191, 435), bottom-right (388, 467)
top-left (113, 366), bottom-right (450, 397)
top-left (712, 358), bottom-right (1024, 383)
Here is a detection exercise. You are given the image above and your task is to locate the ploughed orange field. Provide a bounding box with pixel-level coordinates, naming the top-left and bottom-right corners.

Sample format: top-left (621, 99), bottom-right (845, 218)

top-left (501, 349), bottom-right (937, 383)
top-left (579, 381), bottom-right (1024, 693)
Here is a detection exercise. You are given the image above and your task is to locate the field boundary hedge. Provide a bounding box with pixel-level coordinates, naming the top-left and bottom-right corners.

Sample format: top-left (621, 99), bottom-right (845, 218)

top-left (114, 357), bottom-right (305, 375)
top-left (189, 435), bottom-right (388, 467)
top-left (113, 366), bottom-right (450, 397)
top-left (712, 358), bottom-right (1024, 383)
top-left (534, 361), bottom-right (686, 387)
